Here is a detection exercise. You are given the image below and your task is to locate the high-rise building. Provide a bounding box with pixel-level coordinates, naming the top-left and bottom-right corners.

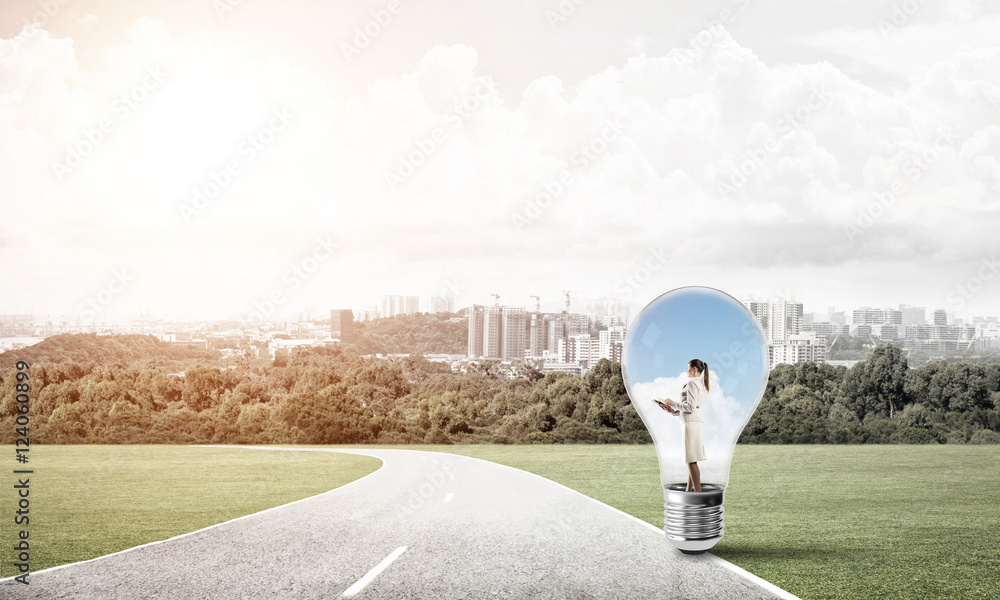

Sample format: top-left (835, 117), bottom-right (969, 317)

top-left (933, 309), bottom-right (948, 326)
top-left (904, 322), bottom-right (976, 352)
top-left (905, 324), bottom-right (934, 341)
top-left (380, 295), bottom-right (403, 318)
top-left (782, 300), bottom-right (804, 341)
top-left (558, 334), bottom-right (600, 365)
top-left (851, 306), bottom-right (903, 332)
top-left (527, 312), bottom-right (590, 358)
top-left (608, 340), bottom-right (623, 363)
top-left (468, 304), bottom-right (513, 360)
top-left (878, 324), bottom-right (898, 340)
top-left (769, 332), bottom-right (826, 369)
top-left (468, 305), bottom-right (486, 357)
top-left (802, 321), bottom-right (834, 338)
top-left (379, 295), bottom-right (420, 317)
top-left (482, 305), bottom-right (501, 358)
top-left (900, 305), bottom-right (926, 326)
top-left (585, 300), bottom-right (631, 327)
top-left (604, 315), bottom-right (628, 328)
top-left (599, 326), bottom-right (627, 360)
top-left (741, 296), bottom-right (770, 334)
top-left (852, 307), bottom-right (886, 325)
top-left (500, 307), bottom-right (527, 361)
top-left (355, 307), bottom-right (378, 322)
top-left (742, 296), bottom-right (801, 343)
top-left (330, 309), bottom-right (355, 342)
top-left (430, 296), bottom-right (455, 314)
top-left (528, 312), bottom-right (544, 357)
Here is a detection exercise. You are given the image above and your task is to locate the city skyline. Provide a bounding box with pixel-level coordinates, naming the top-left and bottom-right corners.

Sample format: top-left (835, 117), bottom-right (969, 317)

top-left (4, 288), bottom-right (1000, 325)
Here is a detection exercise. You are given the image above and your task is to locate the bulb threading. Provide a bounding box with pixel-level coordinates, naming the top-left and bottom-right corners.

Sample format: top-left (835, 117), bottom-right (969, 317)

top-left (662, 483), bottom-right (725, 554)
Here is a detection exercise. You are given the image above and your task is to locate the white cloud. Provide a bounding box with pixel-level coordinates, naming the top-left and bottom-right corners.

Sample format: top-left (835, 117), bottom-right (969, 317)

top-left (3, 12), bottom-right (1000, 318)
top-left (630, 371), bottom-right (752, 487)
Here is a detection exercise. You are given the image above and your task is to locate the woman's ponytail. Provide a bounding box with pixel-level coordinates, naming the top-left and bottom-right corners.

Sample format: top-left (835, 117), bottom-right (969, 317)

top-left (689, 359), bottom-right (710, 391)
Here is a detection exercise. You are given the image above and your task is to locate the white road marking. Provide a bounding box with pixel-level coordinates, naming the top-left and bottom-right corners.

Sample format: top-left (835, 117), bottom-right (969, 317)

top-left (428, 451), bottom-right (803, 600)
top-left (28, 446), bottom-right (795, 600)
top-left (444, 493), bottom-right (453, 503)
top-left (341, 546), bottom-right (408, 598)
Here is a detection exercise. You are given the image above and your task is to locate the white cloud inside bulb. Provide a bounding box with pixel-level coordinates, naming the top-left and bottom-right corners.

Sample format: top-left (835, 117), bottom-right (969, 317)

top-left (630, 370), bottom-right (749, 487)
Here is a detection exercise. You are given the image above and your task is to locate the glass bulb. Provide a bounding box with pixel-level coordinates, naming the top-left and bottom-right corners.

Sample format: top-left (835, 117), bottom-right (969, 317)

top-left (622, 286), bottom-right (768, 554)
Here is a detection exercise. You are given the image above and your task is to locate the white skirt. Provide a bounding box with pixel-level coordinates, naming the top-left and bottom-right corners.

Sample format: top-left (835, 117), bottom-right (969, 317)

top-left (682, 422), bottom-right (707, 463)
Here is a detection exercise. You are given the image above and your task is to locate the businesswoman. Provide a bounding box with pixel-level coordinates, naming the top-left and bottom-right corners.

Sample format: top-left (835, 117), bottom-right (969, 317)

top-left (658, 359), bottom-right (709, 492)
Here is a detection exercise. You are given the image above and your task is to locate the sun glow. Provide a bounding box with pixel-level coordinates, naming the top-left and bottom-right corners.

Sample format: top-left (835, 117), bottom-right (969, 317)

top-left (141, 77), bottom-right (263, 195)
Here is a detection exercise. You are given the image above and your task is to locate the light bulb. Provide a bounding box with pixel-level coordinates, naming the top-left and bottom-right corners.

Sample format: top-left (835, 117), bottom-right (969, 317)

top-left (622, 286), bottom-right (768, 554)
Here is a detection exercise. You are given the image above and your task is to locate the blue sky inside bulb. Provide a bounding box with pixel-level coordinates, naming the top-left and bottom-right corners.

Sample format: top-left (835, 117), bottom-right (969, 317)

top-left (622, 286), bottom-right (769, 488)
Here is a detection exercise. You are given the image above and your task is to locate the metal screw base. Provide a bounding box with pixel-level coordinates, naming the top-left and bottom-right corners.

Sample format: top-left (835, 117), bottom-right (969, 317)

top-left (663, 483), bottom-right (725, 554)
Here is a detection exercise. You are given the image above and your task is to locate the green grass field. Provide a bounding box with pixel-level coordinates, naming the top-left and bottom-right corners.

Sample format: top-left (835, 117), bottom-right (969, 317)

top-left (0, 446), bottom-right (381, 578)
top-left (3, 444), bottom-right (998, 600)
top-left (431, 444), bottom-right (1000, 600)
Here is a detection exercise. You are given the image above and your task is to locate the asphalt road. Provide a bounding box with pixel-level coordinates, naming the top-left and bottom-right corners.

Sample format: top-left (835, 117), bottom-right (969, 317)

top-left (2, 447), bottom-right (797, 599)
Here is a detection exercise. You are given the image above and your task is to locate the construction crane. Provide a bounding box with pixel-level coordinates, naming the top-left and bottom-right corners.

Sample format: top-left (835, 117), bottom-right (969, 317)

top-left (491, 292), bottom-right (501, 306)
top-left (529, 295), bottom-right (540, 313)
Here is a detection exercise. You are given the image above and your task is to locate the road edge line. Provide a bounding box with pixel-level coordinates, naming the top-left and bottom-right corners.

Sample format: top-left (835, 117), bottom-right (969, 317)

top-left (0, 445), bottom-right (384, 582)
top-left (419, 449), bottom-right (802, 600)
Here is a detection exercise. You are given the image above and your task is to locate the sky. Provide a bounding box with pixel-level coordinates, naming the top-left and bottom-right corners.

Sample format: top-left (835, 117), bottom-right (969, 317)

top-left (623, 286), bottom-right (768, 485)
top-left (1, 0), bottom-right (999, 322)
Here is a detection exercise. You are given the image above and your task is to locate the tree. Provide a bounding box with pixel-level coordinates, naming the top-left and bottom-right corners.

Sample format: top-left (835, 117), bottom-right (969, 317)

top-left (510, 360), bottom-right (544, 383)
top-left (182, 365), bottom-right (228, 412)
top-left (585, 393), bottom-right (621, 431)
top-left (583, 359), bottom-right (628, 404)
top-left (842, 344), bottom-right (908, 421)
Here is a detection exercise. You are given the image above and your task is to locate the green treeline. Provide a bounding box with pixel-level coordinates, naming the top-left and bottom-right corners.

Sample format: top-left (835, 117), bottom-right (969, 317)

top-left (1, 340), bottom-right (998, 445)
top-left (0, 333), bottom-right (218, 371)
top-left (351, 312), bottom-right (468, 355)
top-left (744, 345), bottom-right (1000, 444)
top-left (0, 344), bottom-right (645, 445)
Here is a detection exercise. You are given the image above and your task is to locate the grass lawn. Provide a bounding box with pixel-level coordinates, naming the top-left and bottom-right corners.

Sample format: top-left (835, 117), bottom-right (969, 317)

top-left (420, 444), bottom-right (999, 600)
top-left (3, 444), bottom-right (998, 600)
top-left (0, 445), bottom-right (381, 578)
